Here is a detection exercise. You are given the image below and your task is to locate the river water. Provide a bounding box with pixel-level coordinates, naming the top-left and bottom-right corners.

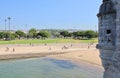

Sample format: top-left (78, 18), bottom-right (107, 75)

top-left (0, 58), bottom-right (103, 78)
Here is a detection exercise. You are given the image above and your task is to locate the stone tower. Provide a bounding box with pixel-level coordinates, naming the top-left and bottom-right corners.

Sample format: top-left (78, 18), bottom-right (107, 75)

top-left (97, 0), bottom-right (120, 78)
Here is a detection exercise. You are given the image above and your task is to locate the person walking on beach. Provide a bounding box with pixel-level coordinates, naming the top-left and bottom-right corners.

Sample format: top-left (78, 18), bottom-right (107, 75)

top-left (88, 43), bottom-right (90, 49)
top-left (12, 48), bottom-right (15, 52)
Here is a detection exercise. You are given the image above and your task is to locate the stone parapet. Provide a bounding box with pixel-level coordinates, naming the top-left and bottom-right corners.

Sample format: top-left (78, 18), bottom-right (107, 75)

top-left (98, 0), bottom-right (120, 78)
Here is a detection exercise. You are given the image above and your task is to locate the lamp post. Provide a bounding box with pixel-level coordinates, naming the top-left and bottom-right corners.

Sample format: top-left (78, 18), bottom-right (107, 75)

top-left (25, 24), bottom-right (27, 39)
top-left (5, 19), bottom-right (7, 40)
top-left (8, 17), bottom-right (11, 40)
top-left (4, 19), bottom-right (7, 31)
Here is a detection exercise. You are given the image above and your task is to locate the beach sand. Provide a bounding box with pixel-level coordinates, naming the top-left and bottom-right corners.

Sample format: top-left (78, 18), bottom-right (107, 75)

top-left (0, 43), bottom-right (103, 69)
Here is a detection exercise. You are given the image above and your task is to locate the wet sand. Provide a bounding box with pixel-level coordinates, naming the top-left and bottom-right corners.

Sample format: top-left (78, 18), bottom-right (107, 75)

top-left (0, 43), bottom-right (103, 69)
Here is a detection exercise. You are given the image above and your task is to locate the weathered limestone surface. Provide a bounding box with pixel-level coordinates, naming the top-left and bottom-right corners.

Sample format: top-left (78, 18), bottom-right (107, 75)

top-left (97, 0), bottom-right (120, 78)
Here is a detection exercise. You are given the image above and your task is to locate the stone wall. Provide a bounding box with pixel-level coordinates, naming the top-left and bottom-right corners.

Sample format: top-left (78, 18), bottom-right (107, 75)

top-left (98, 0), bottom-right (120, 78)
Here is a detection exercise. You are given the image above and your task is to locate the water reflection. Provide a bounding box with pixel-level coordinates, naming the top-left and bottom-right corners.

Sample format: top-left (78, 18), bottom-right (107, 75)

top-left (44, 58), bottom-right (77, 69)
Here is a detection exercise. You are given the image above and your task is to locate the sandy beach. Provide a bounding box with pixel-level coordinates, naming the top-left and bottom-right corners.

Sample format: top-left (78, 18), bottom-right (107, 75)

top-left (0, 43), bottom-right (102, 68)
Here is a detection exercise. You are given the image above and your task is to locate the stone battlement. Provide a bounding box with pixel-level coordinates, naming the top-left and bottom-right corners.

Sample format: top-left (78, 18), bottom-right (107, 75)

top-left (98, 0), bottom-right (120, 78)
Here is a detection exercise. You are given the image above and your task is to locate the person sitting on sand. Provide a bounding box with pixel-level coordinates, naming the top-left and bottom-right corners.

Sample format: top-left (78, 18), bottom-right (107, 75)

top-left (49, 47), bottom-right (51, 50)
top-left (88, 44), bottom-right (90, 49)
top-left (44, 43), bottom-right (47, 46)
top-left (62, 45), bottom-right (69, 50)
top-left (5, 47), bottom-right (9, 52)
top-left (61, 47), bottom-right (63, 50)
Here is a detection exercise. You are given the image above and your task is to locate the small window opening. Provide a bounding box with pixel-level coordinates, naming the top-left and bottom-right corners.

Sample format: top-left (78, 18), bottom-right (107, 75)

top-left (106, 30), bottom-right (111, 34)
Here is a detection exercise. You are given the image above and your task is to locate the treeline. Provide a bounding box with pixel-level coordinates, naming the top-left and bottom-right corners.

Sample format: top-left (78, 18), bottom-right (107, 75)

top-left (60, 30), bottom-right (98, 39)
top-left (0, 28), bottom-right (98, 40)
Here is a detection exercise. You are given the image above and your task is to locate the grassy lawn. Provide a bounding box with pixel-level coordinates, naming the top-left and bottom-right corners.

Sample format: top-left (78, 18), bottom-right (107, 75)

top-left (0, 38), bottom-right (98, 44)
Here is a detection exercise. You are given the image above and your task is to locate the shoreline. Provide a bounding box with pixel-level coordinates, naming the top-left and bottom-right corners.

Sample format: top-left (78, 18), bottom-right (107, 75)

top-left (0, 43), bottom-right (103, 69)
top-left (0, 49), bottom-right (90, 60)
top-left (0, 52), bottom-right (66, 60)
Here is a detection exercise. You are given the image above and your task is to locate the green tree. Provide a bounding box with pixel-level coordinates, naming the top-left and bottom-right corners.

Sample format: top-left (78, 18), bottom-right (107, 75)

top-left (37, 31), bottom-right (50, 39)
top-left (73, 31), bottom-right (85, 39)
top-left (10, 33), bottom-right (17, 40)
top-left (0, 32), bottom-right (12, 40)
top-left (0, 32), bottom-right (5, 39)
top-left (15, 30), bottom-right (26, 39)
top-left (84, 30), bottom-right (96, 39)
top-left (72, 31), bottom-right (78, 38)
top-left (78, 31), bottom-right (85, 38)
top-left (28, 28), bottom-right (37, 38)
top-left (3, 32), bottom-right (16, 40)
top-left (4, 32), bottom-right (10, 40)
top-left (95, 31), bottom-right (98, 38)
top-left (60, 31), bottom-right (69, 38)
top-left (51, 32), bottom-right (60, 38)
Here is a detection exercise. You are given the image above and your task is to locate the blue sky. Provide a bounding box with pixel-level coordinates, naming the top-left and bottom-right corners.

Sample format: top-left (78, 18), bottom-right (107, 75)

top-left (0, 0), bottom-right (102, 30)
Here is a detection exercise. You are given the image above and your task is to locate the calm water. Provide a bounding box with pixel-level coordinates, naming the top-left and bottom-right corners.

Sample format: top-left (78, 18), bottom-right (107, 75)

top-left (0, 58), bottom-right (103, 78)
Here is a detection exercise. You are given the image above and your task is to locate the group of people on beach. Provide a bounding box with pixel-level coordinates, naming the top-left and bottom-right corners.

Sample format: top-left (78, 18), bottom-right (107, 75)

top-left (4, 42), bottom-right (94, 53)
top-left (5, 47), bottom-right (15, 52)
top-left (29, 42), bottom-right (93, 50)
top-left (87, 42), bottom-right (94, 49)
